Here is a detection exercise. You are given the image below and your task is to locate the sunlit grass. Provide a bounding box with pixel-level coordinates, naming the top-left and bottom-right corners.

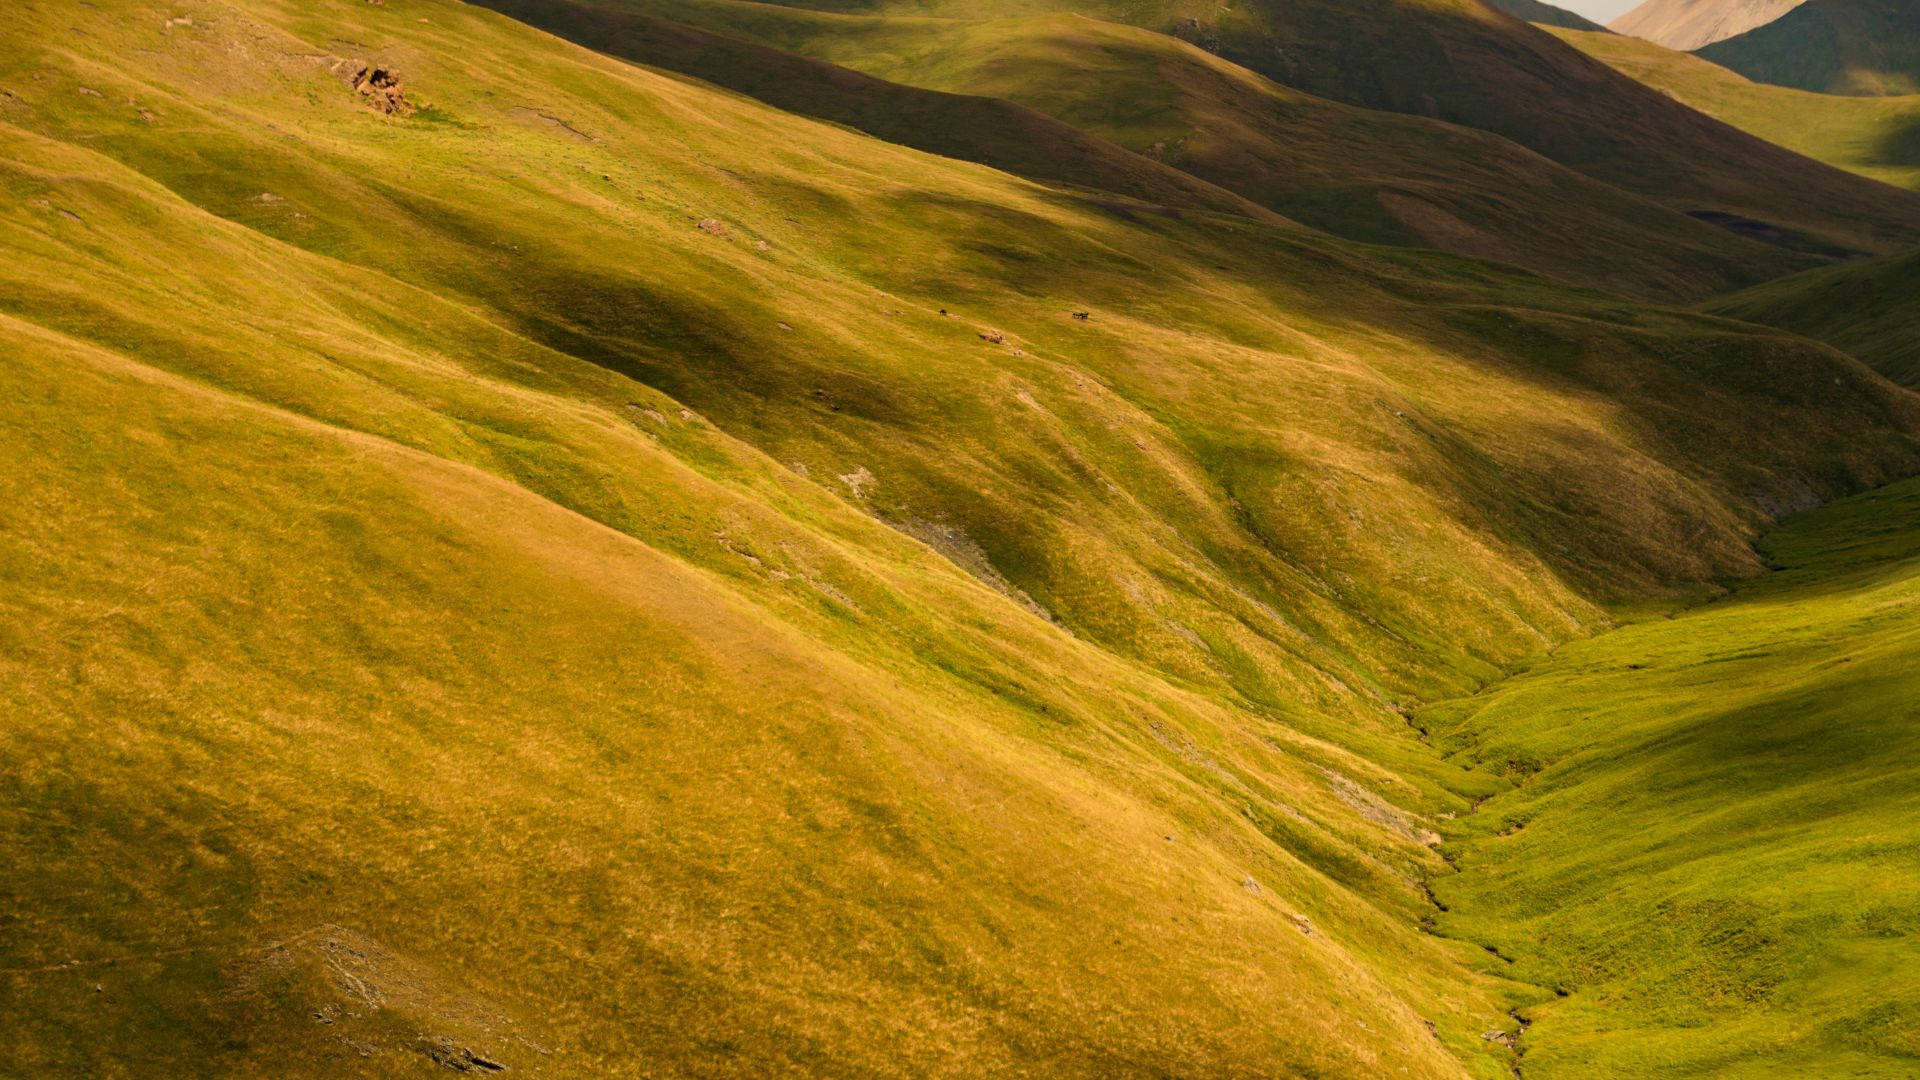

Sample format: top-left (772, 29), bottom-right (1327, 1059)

top-left (0, 0), bottom-right (1917, 1075)
top-left (1428, 477), bottom-right (1920, 1076)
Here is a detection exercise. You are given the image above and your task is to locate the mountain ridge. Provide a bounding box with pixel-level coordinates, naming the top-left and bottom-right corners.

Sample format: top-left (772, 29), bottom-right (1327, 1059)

top-left (1698, 0), bottom-right (1920, 95)
top-left (1483, 0), bottom-right (1608, 32)
top-left (652, 0), bottom-right (1920, 258)
top-left (1610, 0), bottom-right (1804, 50)
top-left (481, 0), bottom-right (1883, 300)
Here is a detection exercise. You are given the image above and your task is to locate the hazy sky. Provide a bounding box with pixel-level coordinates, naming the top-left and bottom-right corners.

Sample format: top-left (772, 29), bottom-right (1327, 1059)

top-left (1555, 0), bottom-right (1642, 21)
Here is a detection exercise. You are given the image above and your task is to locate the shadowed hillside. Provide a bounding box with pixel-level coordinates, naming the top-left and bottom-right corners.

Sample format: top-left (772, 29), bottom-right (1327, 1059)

top-left (1705, 249), bottom-right (1920, 386)
top-left (1481, 0), bottom-right (1606, 32)
top-left (672, 0), bottom-right (1920, 258)
top-left (1551, 25), bottom-right (1920, 189)
top-left (449, 5), bottom-right (1283, 222)
top-left (1699, 0), bottom-right (1920, 95)
top-left (485, 0), bottom-right (1865, 300)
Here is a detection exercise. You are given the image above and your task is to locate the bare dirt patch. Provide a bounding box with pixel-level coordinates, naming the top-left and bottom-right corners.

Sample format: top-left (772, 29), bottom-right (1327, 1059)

top-left (893, 516), bottom-right (1056, 623)
top-left (332, 60), bottom-right (414, 115)
top-left (227, 924), bottom-right (547, 1073)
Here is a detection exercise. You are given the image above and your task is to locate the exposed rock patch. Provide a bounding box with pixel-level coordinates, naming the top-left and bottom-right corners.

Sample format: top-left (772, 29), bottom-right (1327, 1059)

top-left (893, 516), bottom-right (1056, 623)
top-left (226, 924), bottom-right (543, 1074)
top-left (837, 466), bottom-right (874, 498)
top-left (1322, 767), bottom-right (1443, 846)
top-left (332, 60), bottom-right (414, 115)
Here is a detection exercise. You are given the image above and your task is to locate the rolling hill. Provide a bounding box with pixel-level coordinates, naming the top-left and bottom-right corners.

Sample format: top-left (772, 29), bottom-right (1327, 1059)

top-left (593, 0), bottom-right (1920, 264)
top-left (1549, 25), bottom-right (1920, 190)
top-left (3, 0), bottom-right (1920, 1076)
top-left (1698, 0), bottom-right (1920, 94)
top-left (479, 0), bottom-right (1871, 300)
top-left (1704, 249), bottom-right (1920, 386)
top-left (779, 0), bottom-right (1920, 255)
top-left (1610, 0), bottom-right (1803, 49)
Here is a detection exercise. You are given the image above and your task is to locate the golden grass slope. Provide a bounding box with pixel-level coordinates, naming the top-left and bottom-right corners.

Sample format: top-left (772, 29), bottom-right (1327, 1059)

top-left (2, 0), bottom-right (1920, 1075)
top-left (1550, 25), bottom-right (1920, 191)
top-left (0, 118), bottom-right (1504, 1079)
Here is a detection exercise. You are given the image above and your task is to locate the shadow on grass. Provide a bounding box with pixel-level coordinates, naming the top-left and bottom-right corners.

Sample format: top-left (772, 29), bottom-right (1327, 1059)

top-left (1870, 111), bottom-right (1920, 169)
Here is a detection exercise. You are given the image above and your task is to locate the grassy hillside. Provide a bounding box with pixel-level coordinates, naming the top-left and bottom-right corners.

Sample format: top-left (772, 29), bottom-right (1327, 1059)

top-left (1426, 476), bottom-right (1920, 1076)
top-left (491, 0), bottom-right (1852, 301)
top-left (1699, 0), bottom-right (1920, 95)
top-left (1609, 0), bottom-right (1803, 50)
top-left (0, 46), bottom-right (1526, 1080)
top-left (450, 4), bottom-right (1288, 223)
top-left (1704, 250), bottom-right (1920, 386)
top-left (3, 0), bottom-right (1920, 1076)
top-left (700, 0), bottom-right (1920, 259)
top-left (1482, 0), bottom-right (1606, 33)
top-left (1551, 26), bottom-right (1920, 190)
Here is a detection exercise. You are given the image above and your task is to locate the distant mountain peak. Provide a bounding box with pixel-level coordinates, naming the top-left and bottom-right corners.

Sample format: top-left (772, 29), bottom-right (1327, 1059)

top-left (1610, 0), bottom-right (1806, 50)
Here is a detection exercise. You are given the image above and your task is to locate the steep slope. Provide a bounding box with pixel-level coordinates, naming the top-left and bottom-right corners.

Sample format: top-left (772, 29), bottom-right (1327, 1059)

top-left (1610, 0), bottom-right (1803, 49)
top-left (1704, 249), bottom-right (1920, 386)
top-left (1481, 0), bottom-right (1607, 32)
top-left (1699, 0), bottom-right (1920, 94)
top-left (4, 0), bottom-right (1920, 1076)
top-left (1429, 477), bottom-right (1920, 1075)
top-left (692, 0), bottom-right (1920, 258)
top-left (493, 0), bottom-right (1847, 301)
top-left (439, 7), bottom-right (1281, 223)
top-left (1550, 25), bottom-right (1920, 189)
top-left (1142, 0), bottom-right (1920, 247)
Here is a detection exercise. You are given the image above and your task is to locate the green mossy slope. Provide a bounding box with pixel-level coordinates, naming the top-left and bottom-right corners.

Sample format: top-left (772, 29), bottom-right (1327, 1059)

top-left (1429, 477), bottom-right (1920, 1075)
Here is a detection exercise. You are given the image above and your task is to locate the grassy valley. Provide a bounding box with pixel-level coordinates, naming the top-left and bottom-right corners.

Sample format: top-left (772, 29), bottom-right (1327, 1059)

top-left (1429, 477), bottom-right (1920, 1076)
top-left (1, 0), bottom-right (1918, 1075)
